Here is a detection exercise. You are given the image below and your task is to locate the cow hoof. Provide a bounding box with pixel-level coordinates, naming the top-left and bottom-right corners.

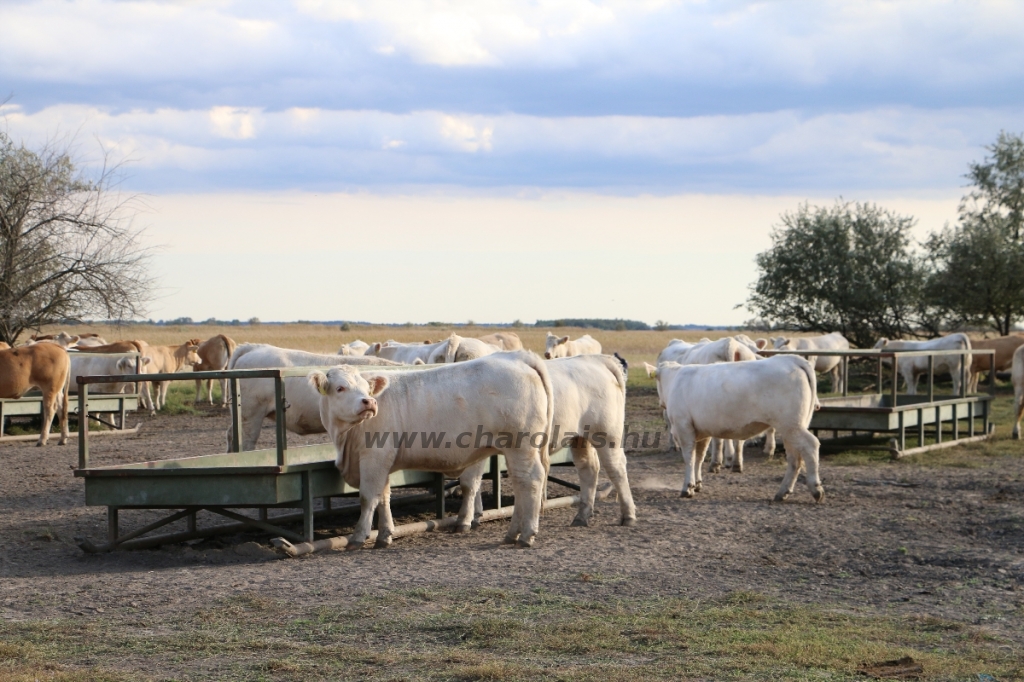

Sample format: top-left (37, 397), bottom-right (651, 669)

top-left (709, 464), bottom-right (721, 474)
top-left (373, 537), bottom-right (393, 549)
top-left (471, 519), bottom-right (481, 530)
top-left (813, 488), bottom-right (825, 503)
top-left (774, 492), bottom-right (789, 503)
top-left (454, 524), bottom-right (471, 534)
top-left (620, 517), bottom-right (637, 527)
top-left (570, 516), bottom-right (590, 527)
top-left (1014, 428), bottom-right (1021, 441)
top-left (515, 538), bottom-right (534, 549)
top-left (502, 534), bottom-right (519, 545)
top-left (732, 465), bottom-right (743, 474)
top-left (680, 488), bottom-right (694, 498)
top-left (694, 481), bottom-right (703, 492)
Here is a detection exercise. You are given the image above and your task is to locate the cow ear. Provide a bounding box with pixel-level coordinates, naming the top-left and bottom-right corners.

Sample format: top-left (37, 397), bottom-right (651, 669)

top-left (756, 339), bottom-right (767, 349)
top-left (734, 350), bottom-right (742, 362)
top-left (370, 343), bottom-right (381, 354)
top-left (308, 371), bottom-right (330, 396)
top-left (366, 374), bottom-right (390, 396)
top-left (643, 362), bottom-right (658, 378)
top-left (413, 358), bottom-right (425, 365)
top-left (559, 336), bottom-right (569, 344)
top-left (141, 357), bottom-right (152, 365)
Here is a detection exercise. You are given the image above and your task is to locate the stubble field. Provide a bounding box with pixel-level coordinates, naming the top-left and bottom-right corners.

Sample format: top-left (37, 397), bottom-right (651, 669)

top-left (0, 324), bottom-right (1022, 680)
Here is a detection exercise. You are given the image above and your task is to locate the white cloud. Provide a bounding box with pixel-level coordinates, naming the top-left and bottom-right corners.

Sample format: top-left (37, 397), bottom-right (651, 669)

top-left (2, 102), bottom-right (1017, 192)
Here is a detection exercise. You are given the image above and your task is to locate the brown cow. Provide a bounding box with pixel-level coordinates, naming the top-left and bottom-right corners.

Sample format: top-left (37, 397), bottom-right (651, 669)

top-left (0, 342), bottom-right (9, 350)
top-left (969, 335), bottom-right (1024, 392)
top-left (0, 344), bottom-right (70, 446)
top-left (477, 331), bottom-right (523, 350)
top-left (145, 340), bottom-right (202, 410)
top-left (192, 335), bottom-right (238, 406)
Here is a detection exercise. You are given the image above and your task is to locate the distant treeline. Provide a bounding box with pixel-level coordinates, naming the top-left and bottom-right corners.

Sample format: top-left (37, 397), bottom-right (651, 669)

top-left (535, 318), bottom-right (651, 331)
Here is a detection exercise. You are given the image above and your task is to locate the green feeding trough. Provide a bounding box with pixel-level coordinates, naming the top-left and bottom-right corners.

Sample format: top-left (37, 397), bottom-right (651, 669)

top-left (763, 347), bottom-right (995, 458)
top-left (72, 365), bottom-right (576, 553)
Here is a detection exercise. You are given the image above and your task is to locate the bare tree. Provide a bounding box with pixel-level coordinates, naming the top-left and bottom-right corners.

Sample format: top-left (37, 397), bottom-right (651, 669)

top-left (0, 130), bottom-right (152, 345)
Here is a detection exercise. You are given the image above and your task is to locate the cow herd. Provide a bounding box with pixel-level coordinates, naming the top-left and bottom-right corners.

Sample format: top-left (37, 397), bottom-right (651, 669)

top-left (3, 326), bottom-right (1024, 547)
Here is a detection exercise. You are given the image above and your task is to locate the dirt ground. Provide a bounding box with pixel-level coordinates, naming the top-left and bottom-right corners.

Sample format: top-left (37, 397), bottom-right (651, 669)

top-left (1, 388), bottom-right (1023, 678)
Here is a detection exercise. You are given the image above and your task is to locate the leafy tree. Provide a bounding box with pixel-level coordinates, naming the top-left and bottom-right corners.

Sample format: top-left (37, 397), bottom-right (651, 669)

top-left (925, 132), bottom-right (1024, 335)
top-left (746, 201), bottom-right (927, 349)
top-left (963, 130), bottom-right (1024, 240)
top-left (925, 215), bottom-right (1024, 335)
top-left (0, 130), bottom-right (152, 345)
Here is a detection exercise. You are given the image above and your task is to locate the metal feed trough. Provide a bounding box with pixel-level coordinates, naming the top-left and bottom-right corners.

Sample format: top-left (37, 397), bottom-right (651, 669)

top-left (762, 347), bottom-right (995, 458)
top-left (0, 352), bottom-right (143, 442)
top-left (73, 364), bottom-right (581, 553)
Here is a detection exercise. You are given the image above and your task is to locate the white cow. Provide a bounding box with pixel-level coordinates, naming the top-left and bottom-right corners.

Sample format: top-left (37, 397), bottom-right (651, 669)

top-left (544, 333), bottom-right (601, 359)
top-left (308, 351), bottom-right (553, 548)
top-left (366, 338), bottom-right (454, 364)
top-left (772, 332), bottom-right (851, 393)
top-left (72, 334), bottom-right (109, 348)
top-left (225, 344), bottom-right (402, 451)
top-left (461, 354), bottom-right (637, 529)
top-left (338, 340), bottom-right (370, 356)
top-left (69, 354), bottom-right (152, 395)
top-left (1012, 344), bottom-right (1024, 439)
top-left (441, 334), bottom-right (502, 363)
top-left (646, 355), bottom-right (824, 502)
top-left (477, 332), bottom-right (523, 350)
top-left (69, 353), bottom-right (152, 426)
top-left (873, 333), bottom-right (972, 396)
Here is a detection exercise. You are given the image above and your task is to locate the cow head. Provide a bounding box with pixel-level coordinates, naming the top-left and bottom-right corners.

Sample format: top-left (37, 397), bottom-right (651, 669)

top-left (544, 333), bottom-right (570, 359)
top-left (116, 356), bottom-right (152, 372)
top-left (772, 337), bottom-right (792, 350)
top-left (184, 344), bottom-right (201, 365)
top-left (873, 338), bottom-right (890, 349)
top-left (308, 366), bottom-right (389, 431)
top-left (365, 342), bottom-right (383, 356)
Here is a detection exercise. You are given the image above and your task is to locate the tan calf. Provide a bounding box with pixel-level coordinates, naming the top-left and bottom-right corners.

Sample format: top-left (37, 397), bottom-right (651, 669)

top-left (477, 331), bottom-right (523, 350)
top-left (193, 335), bottom-right (238, 406)
top-left (146, 339), bottom-right (202, 410)
top-left (0, 344), bottom-right (70, 446)
top-left (969, 335), bottom-right (1024, 392)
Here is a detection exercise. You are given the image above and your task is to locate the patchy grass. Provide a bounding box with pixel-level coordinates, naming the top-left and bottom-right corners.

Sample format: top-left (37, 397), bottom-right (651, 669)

top-left (0, 589), bottom-right (1018, 681)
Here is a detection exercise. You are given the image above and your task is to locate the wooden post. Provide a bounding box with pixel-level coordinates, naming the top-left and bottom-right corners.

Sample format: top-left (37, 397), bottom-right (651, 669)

top-left (187, 511), bottom-right (197, 533)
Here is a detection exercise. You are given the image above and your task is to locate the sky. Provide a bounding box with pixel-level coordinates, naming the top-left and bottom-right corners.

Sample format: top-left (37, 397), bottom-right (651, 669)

top-left (2, 0), bottom-right (1022, 325)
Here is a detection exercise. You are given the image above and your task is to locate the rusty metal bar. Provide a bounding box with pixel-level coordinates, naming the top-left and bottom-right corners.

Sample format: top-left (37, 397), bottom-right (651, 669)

top-left (230, 378), bottom-right (242, 453)
top-left (890, 354), bottom-right (899, 407)
top-left (489, 455), bottom-right (502, 509)
top-left (927, 355), bottom-right (934, 402)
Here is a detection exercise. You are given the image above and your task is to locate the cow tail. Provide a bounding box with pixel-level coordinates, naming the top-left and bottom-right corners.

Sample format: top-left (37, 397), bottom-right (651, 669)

top-left (520, 351), bottom-right (554, 472)
top-left (798, 356), bottom-right (819, 426)
top-left (601, 354), bottom-right (627, 395)
top-left (444, 333), bottom-right (460, 364)
top-left (221, 335), bottom-right (238, 365)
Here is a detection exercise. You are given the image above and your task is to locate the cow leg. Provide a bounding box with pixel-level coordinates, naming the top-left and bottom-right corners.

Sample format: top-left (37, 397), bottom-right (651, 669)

top-left (1013, 388), bottom-right (1024, 439)
top-left (456, 461), bottom-right (487, 532)
top-left (763, 428), bottom-right (777, 458)
top-left (731, 439), bottom-right (744, 473)
top-left (708, 438), bottom-right (723, 474)
top-left (782, 427), bottom-right (824, 502)
top-left (694, 438), bottom-right (710, 492)
top-left (594, 444), bottom-right (637, 526)
top-left (240, 413), bottom-right (265, 452)
top-left (569, 444), bottom-right (600, 527)
top-left (139, 382), bottom-right (155, 415)
top-left (904, 369), bottom-right (918, 395)
top-left (36, 392), bottom-right (56, 447)
top-left (374, 482), bottom-right (395, 548)
top-left (502, 448), bottom-right (545, 548)
top-left (218, 378), bottom-right (229, 407)
top-left (674, 426), bottom-right (697, 497)
top-left (951, 363), bottom-right (962, 396)
top-left (58, 385), bottom-right (69, 446)
top-left (830, 366), bottom-right (841, 394)
top-left (774, 442), bottom-right (803, 502)
top-left (351, 466), bottom-right (391, 548)
top-left (193, 379), bottom-right (203, 406)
